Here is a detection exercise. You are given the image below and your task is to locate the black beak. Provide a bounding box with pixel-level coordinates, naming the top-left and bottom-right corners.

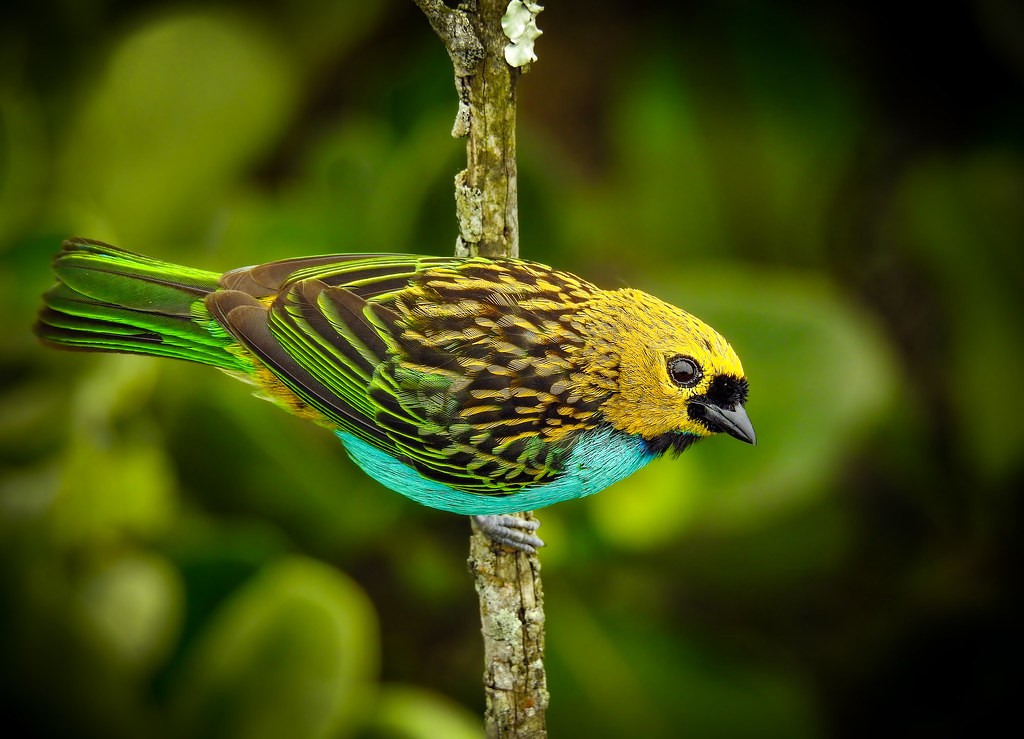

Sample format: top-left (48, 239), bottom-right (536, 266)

top-left (692, 401), bottom-right (756, 445)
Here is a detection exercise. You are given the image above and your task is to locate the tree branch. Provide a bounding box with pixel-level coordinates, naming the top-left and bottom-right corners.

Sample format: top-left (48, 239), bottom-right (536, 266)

top-left (470, 513), bottom-right (547, 738)
top-left (412, 1), bottom-right (548, 736)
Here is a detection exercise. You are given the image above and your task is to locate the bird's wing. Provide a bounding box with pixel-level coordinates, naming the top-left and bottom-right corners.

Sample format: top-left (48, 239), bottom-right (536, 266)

top-left (210, 254), bottom-right (610, 496)
top-left (367, 258), bottom-right (610, 495)
top-left (207, 254), bottom-right (449, 447)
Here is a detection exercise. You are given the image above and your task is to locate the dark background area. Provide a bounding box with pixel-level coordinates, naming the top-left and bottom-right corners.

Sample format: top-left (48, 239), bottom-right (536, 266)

top-left (2, 1), bottom-right (1022, 737)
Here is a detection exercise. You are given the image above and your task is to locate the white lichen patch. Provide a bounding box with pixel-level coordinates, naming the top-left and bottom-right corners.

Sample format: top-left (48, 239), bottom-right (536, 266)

top-left (455, 172), bottom-right (484, 242)
top-left (491, 606), bottom-right (524, 642)
top-left (501, 1), bottom-right (543, 67)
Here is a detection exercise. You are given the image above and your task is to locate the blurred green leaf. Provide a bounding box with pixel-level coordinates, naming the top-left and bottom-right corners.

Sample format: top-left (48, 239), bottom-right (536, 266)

top-left (167, 556), bottom-right (379, 739)
top-left (368, 684), bottom-right (482, 739)
top-left (49, 355), bottom-right (178, 545)
top-left (52, 432), bottom-right (179, 545)
top-left (58, 10), bottom-right (297, 246)
top-left (73, 550), bottom-right (183, 674)
top-left (575, 57), bottom-right (730, 261)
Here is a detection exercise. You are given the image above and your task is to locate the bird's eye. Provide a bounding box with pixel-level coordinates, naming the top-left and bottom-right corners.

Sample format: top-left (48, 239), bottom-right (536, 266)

top-left (667, 355), bottom-right (702, 388)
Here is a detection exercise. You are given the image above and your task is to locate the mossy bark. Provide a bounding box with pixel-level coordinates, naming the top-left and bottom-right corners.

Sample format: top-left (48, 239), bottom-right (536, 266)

top-left (412, 1), bottom-right (547, 737)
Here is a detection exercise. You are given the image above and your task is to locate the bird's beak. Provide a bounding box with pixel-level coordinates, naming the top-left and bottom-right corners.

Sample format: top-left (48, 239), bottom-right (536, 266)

top-left (696, 401), bottom-right (756, 445)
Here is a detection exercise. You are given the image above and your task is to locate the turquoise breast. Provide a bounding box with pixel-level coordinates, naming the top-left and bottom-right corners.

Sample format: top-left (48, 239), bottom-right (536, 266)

top-left (336, 425), bottom-right (656, 515)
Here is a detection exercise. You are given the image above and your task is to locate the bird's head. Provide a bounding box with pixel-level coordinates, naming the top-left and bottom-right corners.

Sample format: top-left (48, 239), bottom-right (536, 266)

top-left (573, 289), bottom-right (755, 455)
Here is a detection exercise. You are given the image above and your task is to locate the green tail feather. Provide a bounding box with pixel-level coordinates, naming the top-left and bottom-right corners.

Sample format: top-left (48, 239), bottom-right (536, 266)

top-left (36, 238), bottom-right (252, 372)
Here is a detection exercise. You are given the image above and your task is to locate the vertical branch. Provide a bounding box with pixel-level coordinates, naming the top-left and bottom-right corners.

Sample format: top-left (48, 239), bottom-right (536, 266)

top-left (415, 0), bottom-right (521, 259)
top-left (412, 1), bottom-right (547, 737)
top-left (470, 513), bottom-right (547, 738)
top-left (453, 0), bottom-right (519, 259)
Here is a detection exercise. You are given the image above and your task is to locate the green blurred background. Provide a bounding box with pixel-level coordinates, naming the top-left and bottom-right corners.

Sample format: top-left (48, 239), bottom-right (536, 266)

top-left (2, 1), bottom-right (1022, 737)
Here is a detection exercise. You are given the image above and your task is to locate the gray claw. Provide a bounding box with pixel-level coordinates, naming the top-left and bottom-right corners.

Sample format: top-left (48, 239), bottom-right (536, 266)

top-left (472, 514), bottom-right (545, 554)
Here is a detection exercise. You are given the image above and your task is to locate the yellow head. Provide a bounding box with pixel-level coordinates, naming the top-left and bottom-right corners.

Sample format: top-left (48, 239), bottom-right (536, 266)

top-left (568, 288), bottom-right (754, 454)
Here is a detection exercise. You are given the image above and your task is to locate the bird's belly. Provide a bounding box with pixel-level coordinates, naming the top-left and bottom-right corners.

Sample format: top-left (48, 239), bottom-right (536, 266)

top-left (336, 427), bottom-right (655, 515)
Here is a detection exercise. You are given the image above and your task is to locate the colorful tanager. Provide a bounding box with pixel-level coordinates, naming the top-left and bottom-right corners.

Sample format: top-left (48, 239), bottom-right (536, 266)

top-left (36, 238), bottom-right (755, 551)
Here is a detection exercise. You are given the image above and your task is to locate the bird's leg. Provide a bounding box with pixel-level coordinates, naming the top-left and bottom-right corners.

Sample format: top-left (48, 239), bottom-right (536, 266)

top-left (472, 514), bottom-right (545, 554)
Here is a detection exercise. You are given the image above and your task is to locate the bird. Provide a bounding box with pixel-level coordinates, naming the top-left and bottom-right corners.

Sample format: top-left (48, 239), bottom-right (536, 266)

top-left (36, 237), bottom-right (755, 552)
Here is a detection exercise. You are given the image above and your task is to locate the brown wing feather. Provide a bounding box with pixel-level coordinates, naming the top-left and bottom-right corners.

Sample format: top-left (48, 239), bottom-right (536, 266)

top-left (205, 289), bottom-right (385, 442)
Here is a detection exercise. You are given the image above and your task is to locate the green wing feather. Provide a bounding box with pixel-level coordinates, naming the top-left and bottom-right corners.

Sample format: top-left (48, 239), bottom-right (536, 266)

top-left (207, 255), bottom-right (454, 453)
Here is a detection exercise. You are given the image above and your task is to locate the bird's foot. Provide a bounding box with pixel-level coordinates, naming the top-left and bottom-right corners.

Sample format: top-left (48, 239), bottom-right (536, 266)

top-left (472, 514), bottom-right (545, 554)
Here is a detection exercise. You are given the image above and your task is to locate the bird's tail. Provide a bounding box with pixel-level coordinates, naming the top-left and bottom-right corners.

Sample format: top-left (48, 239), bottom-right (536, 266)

top-left (35, 237), bottom-right (251, 372)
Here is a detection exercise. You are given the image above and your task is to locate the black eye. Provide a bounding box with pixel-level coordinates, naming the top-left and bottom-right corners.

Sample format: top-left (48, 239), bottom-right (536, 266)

top-left (667, 355), bottom-right (702, 388)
